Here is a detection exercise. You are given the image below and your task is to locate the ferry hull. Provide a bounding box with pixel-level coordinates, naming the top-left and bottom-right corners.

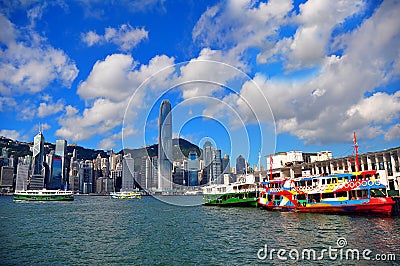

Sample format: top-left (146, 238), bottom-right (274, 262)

top-left (295, 198), bottom-right (395, 216)
top-left (204, 197), bottom-right (258, 207)
top-left (13, 193), bottom-right (74, 201)
top-left (204, 191), bottom-right (258, 207)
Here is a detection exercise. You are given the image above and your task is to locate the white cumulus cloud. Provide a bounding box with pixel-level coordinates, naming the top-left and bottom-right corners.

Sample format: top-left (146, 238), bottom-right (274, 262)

top-left (82, 24), bottom-right (148, 51)
top-left (0, 14), bottom-right (78, 96)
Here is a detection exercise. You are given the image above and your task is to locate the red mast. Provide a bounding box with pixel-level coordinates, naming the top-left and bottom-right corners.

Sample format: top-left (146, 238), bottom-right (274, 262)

top-left (353, 131), bottom-right (359, 172)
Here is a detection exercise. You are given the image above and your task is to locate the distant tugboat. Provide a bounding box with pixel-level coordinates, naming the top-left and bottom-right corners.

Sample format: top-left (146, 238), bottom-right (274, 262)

top-left (202, 174), bottom-right (258, 207)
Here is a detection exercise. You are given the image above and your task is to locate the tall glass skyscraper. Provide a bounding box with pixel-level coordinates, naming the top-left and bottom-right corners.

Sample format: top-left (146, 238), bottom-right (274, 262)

top-left (49, 139), bottom-right (67, 189)
top-left (158, 100), bottom-right (172, 191)
top-left (32, 131), bottom-right (45, 175)
top-left (49, 154), bottom-right (62, 189)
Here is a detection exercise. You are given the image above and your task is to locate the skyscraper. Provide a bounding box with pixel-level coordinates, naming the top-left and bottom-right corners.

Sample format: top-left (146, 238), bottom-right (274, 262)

top-left (211, 149), bottom-right (222, 183)
top-left (122, 153), bottom-right (135, 191)
top-left (32, 131), bottom-right (45, 175)
top-left (222, 154), bottom-right (231, 174)
top-left (187, 151), bottom-right (199, 186)
top-left (202, 141), bottom-right (213, 184)
top-left (79, 160), bottom-right (94, 194)
top-left (236, 155), bottom-right (246, 174)
top-left (158, 100), bottom-right (172, 191)
top-left (47, 139), bottom-right (67, 190)
top-left (140, 156), bottom-right (152, 190)
top-left (16, 158), bottom-right (30, 191)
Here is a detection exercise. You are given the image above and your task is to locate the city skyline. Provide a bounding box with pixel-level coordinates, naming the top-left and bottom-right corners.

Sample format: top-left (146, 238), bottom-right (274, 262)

top-left (1, 1), bottom-right (399, 168)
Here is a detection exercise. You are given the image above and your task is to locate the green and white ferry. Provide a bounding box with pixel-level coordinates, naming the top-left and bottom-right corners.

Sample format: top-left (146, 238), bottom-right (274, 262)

top-left (202, 174), bottom-right (259, 207)
top-left (13, 189), bottom-right (74, 201)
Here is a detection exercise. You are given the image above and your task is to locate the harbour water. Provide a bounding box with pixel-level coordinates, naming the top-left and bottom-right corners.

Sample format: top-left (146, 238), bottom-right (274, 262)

top-left (0, 196), bottom-right (399, 265)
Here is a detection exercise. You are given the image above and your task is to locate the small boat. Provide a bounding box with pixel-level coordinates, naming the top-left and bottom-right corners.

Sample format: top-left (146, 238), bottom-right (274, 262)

top-left (202, 174), bottom-right (259, 207)
top-left (110, 191), bottom-right (141, 199)
top-left (13, 189), bottom-right (74, 201)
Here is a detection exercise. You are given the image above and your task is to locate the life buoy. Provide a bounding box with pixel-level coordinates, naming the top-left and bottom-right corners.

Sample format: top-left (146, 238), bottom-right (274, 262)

top-left (356, 181), bottom-right (361, 187)
top-left (344, 183), bottom-right (349, 188)
top-left (367, 180), bottom-right (374, 186)
top-left (349, 182), bottom-right (356, 188)
top-left (361, 181), bottom-right (367, 186)
top-left (375, 181), bottom-right (381, 186)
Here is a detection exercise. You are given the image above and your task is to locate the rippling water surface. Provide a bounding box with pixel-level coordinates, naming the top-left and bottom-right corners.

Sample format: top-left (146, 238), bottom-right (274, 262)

top-left (0, 196), bottom-right (399, 265)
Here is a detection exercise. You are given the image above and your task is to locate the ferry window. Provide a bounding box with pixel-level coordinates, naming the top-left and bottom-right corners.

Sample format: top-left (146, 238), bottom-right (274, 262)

top-left (297, 194), bottom-right (306, 200)
top-left (379, 162), bottom-right (385, 170)
top-left (351, 175), bottom-right (356, 181)
top-left (308, 194), bottom-right (320, 203)
top-left (327, 179), bottom-right (331, 184)
top-left (361, 190), bottom-right (368, 198)
top-left (322, 179), bottom-right (326, 185)
top-left (371, 189), bottom-right (386, 197)
top-left (336, 191), bottom-right (347, 198)
top-left (349, 190), bottom-right (357, 200)
top-left (307, 181), bottom-right (312, 187)
top-left (268, 195), bottom-right (273, 201)
top-left (322, 192), bottom-right (334, 199)
top-left (337, 177), bottom-right (343, 182)
top-left (274, 195), bottom-right (281, 201)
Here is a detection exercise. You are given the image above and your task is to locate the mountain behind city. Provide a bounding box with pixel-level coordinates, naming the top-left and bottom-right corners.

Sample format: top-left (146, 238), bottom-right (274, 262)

top-left (0, 136), bottom-right (201, 168)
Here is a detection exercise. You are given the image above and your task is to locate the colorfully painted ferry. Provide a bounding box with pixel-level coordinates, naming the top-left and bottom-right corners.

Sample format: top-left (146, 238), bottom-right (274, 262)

top-left (202, 174), bottom-right (258, 207)
top-left (13, 189), bottom-right (74, 201)
top-left (258, 170), bottom-right (395, 215)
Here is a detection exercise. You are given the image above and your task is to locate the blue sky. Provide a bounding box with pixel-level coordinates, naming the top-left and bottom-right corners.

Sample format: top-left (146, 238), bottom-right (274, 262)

top-left (0, 0), bottom-right (399, 168)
